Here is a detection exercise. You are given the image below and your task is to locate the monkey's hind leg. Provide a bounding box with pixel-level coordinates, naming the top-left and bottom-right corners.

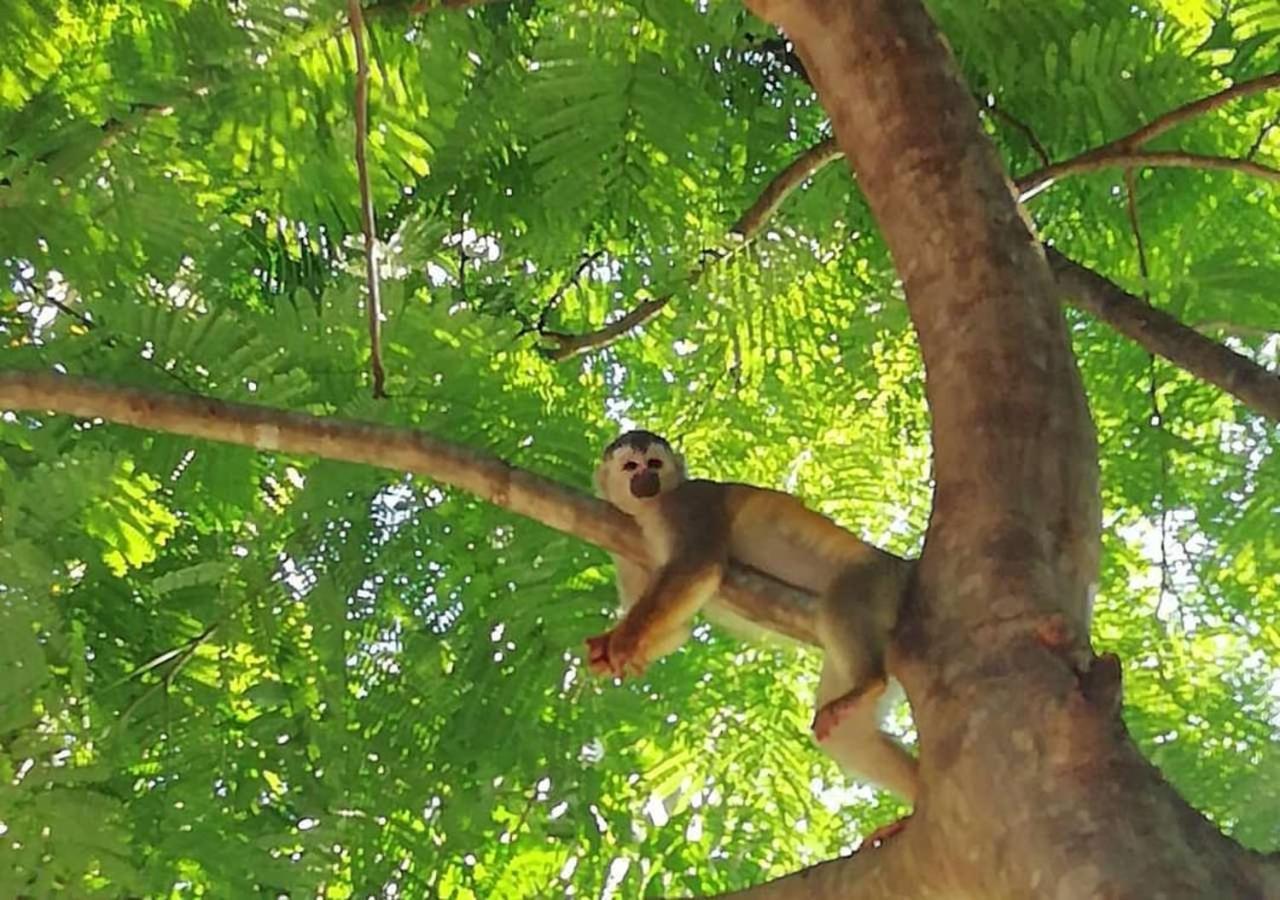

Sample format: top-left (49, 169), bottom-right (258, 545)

top-left (813, 679), bottom-right (886, 740)
top-left (811, 675), bottom-right (919, 803)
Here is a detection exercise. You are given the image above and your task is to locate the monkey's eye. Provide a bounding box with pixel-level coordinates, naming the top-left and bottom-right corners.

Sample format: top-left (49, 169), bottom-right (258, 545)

top-left (646, 458), bottom-right (663, 469)
top-left (622, 461), bottom-right (639, 471)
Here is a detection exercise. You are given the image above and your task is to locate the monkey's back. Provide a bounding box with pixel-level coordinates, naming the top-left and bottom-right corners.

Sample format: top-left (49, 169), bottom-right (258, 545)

top-left (660, 480), bottom-right (883, 595)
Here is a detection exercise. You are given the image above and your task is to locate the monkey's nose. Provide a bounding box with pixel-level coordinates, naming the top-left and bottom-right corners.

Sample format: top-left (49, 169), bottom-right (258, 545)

top-left (630, 471), bottom-right (661, 498)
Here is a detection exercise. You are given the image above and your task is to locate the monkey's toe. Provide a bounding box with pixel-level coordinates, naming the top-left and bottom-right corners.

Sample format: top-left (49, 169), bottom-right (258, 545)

top-left (863, 814), bottom-right (910, 848)
top-left (584, 633), bottom-right (615, 675)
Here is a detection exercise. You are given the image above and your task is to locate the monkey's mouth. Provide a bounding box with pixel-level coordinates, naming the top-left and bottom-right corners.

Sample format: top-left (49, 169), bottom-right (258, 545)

top-left (629, 471), bottom-right (661, 498)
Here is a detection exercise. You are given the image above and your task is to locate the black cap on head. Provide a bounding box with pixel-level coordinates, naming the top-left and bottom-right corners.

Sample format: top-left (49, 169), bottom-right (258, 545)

top-left (602, 430), bottom-right (671, 459)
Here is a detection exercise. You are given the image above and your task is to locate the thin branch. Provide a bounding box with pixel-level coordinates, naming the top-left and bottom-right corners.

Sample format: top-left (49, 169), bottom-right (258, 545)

top-left (1015, 71), bottom-right (1280, 197)
top-left (534, 249), bottom-right (605, 334)
top-left (540, 294), bottom-right (673, 362)
top-left (1123, 172), bottom-right (1172, 619)
top-left (729, 137), bottom-right (842, 238)
top-left (108, 620), bottom-right (219, 734)
top-left (1017, 150), bottom-right (1280, 197)
top-left (1123, 71), bottom-right (1280, 149)
top-left (1047, 248), bottom-right (1280, 421)
top-left (986, 103), bottom-right (1052, 168)
top-left (539, 138), bottom-right (841, 361)
top-left (1246, 113), bottom-right (1279, 160)
top-left (0, 371), bottom-right (869, 644)
top-left (348, 0), bottom-right (387, 399)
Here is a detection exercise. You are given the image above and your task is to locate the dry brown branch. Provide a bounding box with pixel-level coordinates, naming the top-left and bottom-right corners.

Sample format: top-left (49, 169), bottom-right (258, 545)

top-left (1048, 248), bottom-right (1280, 421)
top-left (539, 74), bottom-right (1279, 364)
top-left (348, 0), bottom-right (387, 398)
top-left (540, 295), bottom-right (674, 362)
top-left (0, 371), bottom-right (836, 643)
top-left (539, 138), bottom-right (842, 361)
top-left (1017, 150), bottom-right (1280, 197)
top-left (1124, 71), bottom-right (1280, 148)
top-left (1015, 70), bottom-right (1280, 198)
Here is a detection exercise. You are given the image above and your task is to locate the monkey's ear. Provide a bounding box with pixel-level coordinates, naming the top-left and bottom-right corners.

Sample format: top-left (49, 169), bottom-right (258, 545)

top-left (672, 451), bottom-right (688, 480)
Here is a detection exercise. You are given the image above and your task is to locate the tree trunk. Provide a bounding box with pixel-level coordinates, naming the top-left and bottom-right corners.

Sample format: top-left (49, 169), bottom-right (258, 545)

top-left (734, 0), bottom-right (1278, 896)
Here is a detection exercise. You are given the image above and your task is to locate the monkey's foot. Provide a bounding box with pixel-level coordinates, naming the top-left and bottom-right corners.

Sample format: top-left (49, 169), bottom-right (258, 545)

top-left (811, 677), bottom-right (887, 742)
top-left (863, 815), bottom-right (910, 849)
top-left (584, 630), bottom-right (647, 678)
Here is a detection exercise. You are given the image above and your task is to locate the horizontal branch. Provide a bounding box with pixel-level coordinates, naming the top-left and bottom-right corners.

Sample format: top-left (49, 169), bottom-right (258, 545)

top-left (541, 73), bottom-right (1280, 362)
top-left (1015, 70), bottom-right (1280, 198)
top-left (1016, 150), bottom-right (1280, 198)
top-left (0, 372), bottom-right (823, 643)
top-left (1047, 248), bottom-right (1280, 421)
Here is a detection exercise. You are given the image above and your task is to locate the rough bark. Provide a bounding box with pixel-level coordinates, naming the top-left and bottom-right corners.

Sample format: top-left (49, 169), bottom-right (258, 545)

top-left (1048, 248), bottom-right (1280, 420)
top-left (0, 371), bottom-right (827, 644)
top-left (730, 0), bottom-right (1274, 897)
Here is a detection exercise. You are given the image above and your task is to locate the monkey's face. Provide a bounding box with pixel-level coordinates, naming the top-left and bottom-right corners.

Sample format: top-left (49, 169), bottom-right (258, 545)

top-left (595, 431), bottom-right (686, 516)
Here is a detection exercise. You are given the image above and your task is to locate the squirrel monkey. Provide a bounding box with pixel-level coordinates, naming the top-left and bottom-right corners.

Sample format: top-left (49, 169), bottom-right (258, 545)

top-left (585, 431), bottom-right (919, 807)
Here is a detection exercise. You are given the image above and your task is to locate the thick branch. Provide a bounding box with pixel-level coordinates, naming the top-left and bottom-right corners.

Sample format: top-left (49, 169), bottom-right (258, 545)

top-left (0, 371), bottom-right (824, 643)
top-left (756, 0), bottom-right (1100, 630)
top-left (540, 138), bottom-right (841, 361)
top-left (703, 839), bottom-right (915, 899)
top-left (1048, 248), bottom-right (1280, 420)
top-left (348, 0), bottom-right (387, 398)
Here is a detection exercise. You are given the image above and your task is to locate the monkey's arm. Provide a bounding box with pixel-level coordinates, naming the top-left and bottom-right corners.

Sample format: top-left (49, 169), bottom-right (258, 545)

top-left (587, 483), bottom-right (731, 677)
top-left (587, 556), bottom-right (725, 677)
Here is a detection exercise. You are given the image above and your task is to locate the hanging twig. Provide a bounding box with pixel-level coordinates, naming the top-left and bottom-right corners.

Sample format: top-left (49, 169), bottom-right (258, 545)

top-left (1122, 169), bottom-right (1173, 619)
top-left (348, 0), bottom-right (387, 398)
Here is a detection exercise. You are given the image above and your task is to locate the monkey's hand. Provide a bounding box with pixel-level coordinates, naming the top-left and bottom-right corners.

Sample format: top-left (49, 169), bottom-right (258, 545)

top-left (584, 628), bottom-right (647, 678)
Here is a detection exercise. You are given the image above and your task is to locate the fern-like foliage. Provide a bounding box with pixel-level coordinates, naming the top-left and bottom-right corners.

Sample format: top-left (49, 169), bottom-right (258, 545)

top-left (0, 0), bottom-right (1277, 894)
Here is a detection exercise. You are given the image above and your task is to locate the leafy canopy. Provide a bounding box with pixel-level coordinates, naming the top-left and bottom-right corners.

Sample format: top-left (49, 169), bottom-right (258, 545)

top-left (0, 0), bottom-right (1277, 895)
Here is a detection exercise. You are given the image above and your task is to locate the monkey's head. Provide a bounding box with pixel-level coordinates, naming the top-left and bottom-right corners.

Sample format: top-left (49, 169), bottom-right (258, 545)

top-left (594, 430), bottom-right (687, 515)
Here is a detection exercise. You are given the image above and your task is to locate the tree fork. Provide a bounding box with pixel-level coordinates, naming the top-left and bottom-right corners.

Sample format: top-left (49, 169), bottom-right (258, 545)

top-left (732, 0), bottom-right (1276, 896)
